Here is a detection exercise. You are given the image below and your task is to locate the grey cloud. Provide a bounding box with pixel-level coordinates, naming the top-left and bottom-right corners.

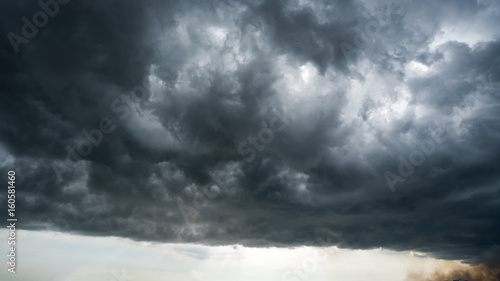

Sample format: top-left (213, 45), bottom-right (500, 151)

top-left (0, 0), bottom-right (499, 269)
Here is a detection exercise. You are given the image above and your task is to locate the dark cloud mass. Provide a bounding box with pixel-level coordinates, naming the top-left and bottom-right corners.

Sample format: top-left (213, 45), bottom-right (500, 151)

top-left (1, 0), bottom-right (499, 269)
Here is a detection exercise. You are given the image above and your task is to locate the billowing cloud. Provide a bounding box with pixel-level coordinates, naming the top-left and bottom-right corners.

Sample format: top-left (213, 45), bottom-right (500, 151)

top-left (1, 0), bottom-right (499, 271)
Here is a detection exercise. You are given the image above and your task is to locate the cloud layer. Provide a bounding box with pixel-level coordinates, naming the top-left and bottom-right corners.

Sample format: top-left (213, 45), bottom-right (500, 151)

top-left (1, 0), bottom-right (499, 267)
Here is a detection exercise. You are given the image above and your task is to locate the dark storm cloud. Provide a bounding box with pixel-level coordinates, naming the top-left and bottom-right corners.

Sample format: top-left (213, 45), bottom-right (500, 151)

top-left (1, 0), bottom-right (499, 269)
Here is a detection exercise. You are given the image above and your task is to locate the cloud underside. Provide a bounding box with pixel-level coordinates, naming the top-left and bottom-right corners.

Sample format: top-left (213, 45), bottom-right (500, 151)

top-left (0, 0), bottom-right (499, 266)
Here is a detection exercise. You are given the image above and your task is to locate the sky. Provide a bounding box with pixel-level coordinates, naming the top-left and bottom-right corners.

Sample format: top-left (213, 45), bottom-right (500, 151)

top-left (0, 0), bottom-right (500, 280)
top-left (0, 229), bottom-right (472, 281)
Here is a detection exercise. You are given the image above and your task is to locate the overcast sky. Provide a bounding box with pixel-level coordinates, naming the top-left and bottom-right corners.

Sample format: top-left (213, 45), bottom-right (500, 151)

top-left (1, 0), bottom-right (500, 280)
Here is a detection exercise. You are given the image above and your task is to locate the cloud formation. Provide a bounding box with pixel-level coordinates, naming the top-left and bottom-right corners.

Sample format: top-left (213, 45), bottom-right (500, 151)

top-left (1, 0), bottom-right (499, 268)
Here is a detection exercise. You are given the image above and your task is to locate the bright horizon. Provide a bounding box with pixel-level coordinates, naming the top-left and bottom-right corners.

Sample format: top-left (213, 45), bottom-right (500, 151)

top-left (0, 229), bottom-right (472, 281)
top-left (1, 0), bottom-right (499, 280)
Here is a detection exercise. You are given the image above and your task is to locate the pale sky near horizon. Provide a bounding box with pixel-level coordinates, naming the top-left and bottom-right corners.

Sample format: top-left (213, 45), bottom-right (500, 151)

top-left (0, 230), bottom-right (458, 281)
